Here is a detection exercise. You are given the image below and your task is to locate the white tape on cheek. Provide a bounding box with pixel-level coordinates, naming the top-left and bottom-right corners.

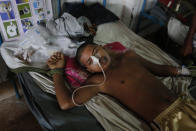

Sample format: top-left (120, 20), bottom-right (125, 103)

top-left (91, 56), bottom-right (99, 65)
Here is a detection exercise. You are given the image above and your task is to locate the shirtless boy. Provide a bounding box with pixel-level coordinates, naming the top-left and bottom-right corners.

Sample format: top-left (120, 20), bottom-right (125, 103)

top-left (47, 43), bottom-right (196, 131)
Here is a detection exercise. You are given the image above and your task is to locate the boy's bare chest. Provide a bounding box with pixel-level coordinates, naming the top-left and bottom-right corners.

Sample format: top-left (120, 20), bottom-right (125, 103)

top-left (98, 55), bottom-right (176, 121)
top-left (103, 58), bottom-right (147, 91)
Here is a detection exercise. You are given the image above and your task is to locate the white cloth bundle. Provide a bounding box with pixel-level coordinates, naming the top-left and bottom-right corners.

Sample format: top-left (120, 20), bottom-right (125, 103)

top-left (1, 13), bottom-right (92, 69)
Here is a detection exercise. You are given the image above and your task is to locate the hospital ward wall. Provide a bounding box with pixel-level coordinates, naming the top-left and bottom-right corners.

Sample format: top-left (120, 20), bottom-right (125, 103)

top-left (58, 0), bottom-right (157, 30)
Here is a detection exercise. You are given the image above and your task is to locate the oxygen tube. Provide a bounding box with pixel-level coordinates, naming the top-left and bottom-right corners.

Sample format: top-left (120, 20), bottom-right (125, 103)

top-left (71, 56), bottom-right (106, 106)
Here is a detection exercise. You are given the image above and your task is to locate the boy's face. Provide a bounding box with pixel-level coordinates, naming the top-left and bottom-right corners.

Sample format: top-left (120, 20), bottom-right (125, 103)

top-left (79, 44), bottom-right (111, 73)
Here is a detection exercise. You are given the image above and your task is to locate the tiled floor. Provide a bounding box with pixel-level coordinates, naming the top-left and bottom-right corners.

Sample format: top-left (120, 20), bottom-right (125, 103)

top-left (0, 80), bottom-right (43, 131)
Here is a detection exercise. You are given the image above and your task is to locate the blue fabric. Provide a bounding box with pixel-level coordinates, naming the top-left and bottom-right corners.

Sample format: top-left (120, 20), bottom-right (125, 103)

top-left (102, 0), bottom-right (106, 7)
top-left (58, 0), bottom-right (61, 17)
top-left (0, 35), bottom-right (2, 47)
top-left (136, 0), bottom-right (167, 32)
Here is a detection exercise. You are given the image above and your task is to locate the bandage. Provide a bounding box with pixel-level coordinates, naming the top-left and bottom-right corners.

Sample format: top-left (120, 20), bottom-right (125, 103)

top-left (48, 68), bottom-right (64, 76)
top-left (91, 56), bottom-right (100, 65)
top-left (177, 66), bottom-right (191, 75)
top-left (71, 55), bottom-right (106, 106)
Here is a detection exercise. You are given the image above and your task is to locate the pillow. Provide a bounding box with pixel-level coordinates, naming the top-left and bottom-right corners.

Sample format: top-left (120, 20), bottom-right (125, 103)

top-left (62, 2), bottom-right (86, 18)
top-left (64, 56), bottom-right (89, 88)
top-left (104, 42), bottom-right (127, 53)
top-left (64, 42), bottom-right (126, 88)
top-left (85, 3), bottom-right (119, 25)
top-left (62, 2), bottom-right (119, 25)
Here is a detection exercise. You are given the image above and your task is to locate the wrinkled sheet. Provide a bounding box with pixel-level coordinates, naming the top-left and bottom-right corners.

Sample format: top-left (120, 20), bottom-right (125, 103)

top-left (28, 21), bottom-right (191, 131)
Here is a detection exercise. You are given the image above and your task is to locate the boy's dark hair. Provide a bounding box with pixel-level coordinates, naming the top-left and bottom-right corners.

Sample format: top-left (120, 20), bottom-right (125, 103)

top-left (76, 42), bottom-right (96, 67)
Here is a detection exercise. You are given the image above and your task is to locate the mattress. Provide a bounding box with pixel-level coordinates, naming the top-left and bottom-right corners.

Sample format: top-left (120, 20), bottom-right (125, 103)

top-left (18, 72), bottom-right (104, 131)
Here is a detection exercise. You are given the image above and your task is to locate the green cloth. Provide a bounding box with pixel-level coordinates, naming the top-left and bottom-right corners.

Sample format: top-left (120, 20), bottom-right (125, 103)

top-left (11, 67), bottom-right (64, 77)
top-left (48, 68), bottom-right (64, 76)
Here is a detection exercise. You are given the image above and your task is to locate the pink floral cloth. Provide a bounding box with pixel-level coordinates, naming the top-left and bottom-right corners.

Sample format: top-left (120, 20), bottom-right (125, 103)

top-left (65, 42), bottom-right (127, 88)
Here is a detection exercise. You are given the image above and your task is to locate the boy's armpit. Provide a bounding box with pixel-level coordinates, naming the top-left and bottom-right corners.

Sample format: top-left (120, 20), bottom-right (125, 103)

top-left (84, 74), bottom-right (105, 91)
top-left (72, 77), bottom-right (101, 106)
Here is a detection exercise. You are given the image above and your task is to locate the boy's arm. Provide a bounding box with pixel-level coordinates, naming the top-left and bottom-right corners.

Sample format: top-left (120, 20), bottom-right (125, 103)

top-left (48, 52), bottom-right (100, 110)
top-left (128, 51), bottom-right (190, 76)
top-left (53, 74), bottom-right (99, 110)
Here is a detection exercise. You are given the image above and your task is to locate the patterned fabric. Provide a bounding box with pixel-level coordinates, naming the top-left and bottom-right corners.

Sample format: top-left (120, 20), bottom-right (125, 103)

top-left (64, 56), bottom-right (88, 88)
top-left (153, 97), bottom-right (196, 131)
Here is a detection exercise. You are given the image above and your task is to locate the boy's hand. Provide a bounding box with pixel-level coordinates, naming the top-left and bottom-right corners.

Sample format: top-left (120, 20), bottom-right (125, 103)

top-left (84, 23), bottom-right (97, 36)
top-left (88, 25), bottom-right (96, 36)
top-left (47, 52), bottom-right (65, 69)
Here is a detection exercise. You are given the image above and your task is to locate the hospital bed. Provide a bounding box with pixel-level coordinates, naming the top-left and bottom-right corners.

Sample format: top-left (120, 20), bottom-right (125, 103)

top-left (17, 72), bottom-right (104, 131)
top-left (1, 1), bottom-right (193, 131)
